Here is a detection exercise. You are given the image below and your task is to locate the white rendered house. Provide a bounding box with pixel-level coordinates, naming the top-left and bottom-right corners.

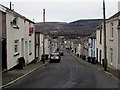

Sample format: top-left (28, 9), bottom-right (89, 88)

top-left (1, 4), bottom-right (35, 70)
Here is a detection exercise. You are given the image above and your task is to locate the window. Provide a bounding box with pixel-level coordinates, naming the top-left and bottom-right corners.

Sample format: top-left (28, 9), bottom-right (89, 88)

top-left (14, 40), bottom-right (19, 56)
top-left (100, 30), bottom-right (102, 44)
top-left (110, 22), bottom-right (114, 40)
top-left (11, 17), bottom-right (19, 29)
top-left (110, 48), bottom-right (113, 66)
top-left (13, 18), bottom-right (17, 25)
top-left (14, 40), bottom-right (18, 53)
top-left (90, 39), bottom-right (92, 48)
top-left (29, 40), bottom-right (32, 55)
top-left (118, 19), bottom-right (120, 26)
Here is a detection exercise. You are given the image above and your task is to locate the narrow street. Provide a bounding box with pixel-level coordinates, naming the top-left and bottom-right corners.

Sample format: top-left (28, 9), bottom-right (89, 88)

top-left (1, 1), bottom-right (120, 89)
top-left (5, 48), bottom-right (119, 88)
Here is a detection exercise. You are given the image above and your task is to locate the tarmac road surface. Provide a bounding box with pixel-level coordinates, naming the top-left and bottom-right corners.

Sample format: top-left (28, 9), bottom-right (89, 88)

top-left (5, 49), bottom-right (119, 88)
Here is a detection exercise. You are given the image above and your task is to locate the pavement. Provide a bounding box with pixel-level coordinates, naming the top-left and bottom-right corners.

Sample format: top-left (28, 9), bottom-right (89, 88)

top-left (70, 51), bottom-right (120, 81)
top-left (2, 60), bottom-right (49, 88)
top-left (1, 50), bottom-right (120, 88)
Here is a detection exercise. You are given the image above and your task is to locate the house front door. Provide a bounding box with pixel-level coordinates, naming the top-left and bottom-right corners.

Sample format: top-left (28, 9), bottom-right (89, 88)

top-left (21, 38), bottom-right (24, 57)
top-left (96, 48), bottom-right (98, 63)
top-left (25, 41), bottom-right (28, 64)
top-left (100, 50), bottom-right (102, 64)
top-left (2, 39), bottom-right (7, 71)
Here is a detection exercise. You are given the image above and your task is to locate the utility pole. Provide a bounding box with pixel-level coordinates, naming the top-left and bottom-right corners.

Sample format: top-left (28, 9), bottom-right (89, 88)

top-left (103, 0), bottom-right (107, 71)
top-left (43, 9), bottom-right (45, 64)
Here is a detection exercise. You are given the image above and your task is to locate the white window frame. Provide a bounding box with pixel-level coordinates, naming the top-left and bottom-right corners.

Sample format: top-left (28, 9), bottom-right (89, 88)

top-left (14, 40), bottom-right (19, 55)
top-left (110, 22), bottom-right (114, 40)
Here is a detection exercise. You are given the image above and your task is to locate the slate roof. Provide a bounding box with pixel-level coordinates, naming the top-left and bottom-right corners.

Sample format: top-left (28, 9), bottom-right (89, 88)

top-left (88, 32), bottom-right (96, 39)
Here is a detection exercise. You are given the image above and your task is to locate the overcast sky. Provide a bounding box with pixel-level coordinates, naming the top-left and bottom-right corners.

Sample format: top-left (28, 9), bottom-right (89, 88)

top-left (0, 0), bottom-right (120, 23)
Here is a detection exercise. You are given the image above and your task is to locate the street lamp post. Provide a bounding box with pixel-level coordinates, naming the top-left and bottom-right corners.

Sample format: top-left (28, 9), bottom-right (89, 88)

top-left (103, 0), bottom-right (107, 71)
top-left (43, 9), bottom-right (45, 64)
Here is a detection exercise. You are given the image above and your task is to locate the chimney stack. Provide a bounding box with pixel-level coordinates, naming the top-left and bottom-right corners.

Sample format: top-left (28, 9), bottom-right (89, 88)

top-left (10, 2), bottom-right (12, 10)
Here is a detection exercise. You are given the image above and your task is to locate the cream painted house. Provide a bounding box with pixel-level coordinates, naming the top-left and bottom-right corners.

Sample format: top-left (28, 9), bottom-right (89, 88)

top-left (69, 38), bottom-right (88, 60)
top-left (35, 32), bottom-right (43, 61)
top-left (52, 39), bottom-right (58, 52)
top-left (106, 11), bottom-right (120, 70)
top-left (69, 39), bottom-right (75, 52)
top-left (64, 40), bottom-right (71, 49)
top-left (71, 39), bottom-right (79, 55)
top-left (70, 39), bottom-right (81, 57)
top-left (1, 4), bottom-right (35, 70)
top-left (45, 36), bottom-right (51, 55)
top-left (96, 25), bottom-right (104, 64)
top-left (35, 31), bottom-right (51, 61)
top-left (80, 37), bottom-right (88, 60)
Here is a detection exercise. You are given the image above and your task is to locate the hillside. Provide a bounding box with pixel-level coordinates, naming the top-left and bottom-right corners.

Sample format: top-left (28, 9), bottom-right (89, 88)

top-left (35, 19), bottom-right (103, 37)
top-left (35, 22), bottom-right (66, 35)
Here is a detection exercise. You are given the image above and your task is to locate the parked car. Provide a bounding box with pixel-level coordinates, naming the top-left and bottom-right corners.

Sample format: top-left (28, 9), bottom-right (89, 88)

top-left (59, 51), bottom-right (64, 56)
top-left (49, 53), bottom-right (61, 63)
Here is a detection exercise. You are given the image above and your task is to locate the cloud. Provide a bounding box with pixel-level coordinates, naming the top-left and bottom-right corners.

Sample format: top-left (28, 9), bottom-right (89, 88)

top-left (0, 1), bottom-right (119, 23)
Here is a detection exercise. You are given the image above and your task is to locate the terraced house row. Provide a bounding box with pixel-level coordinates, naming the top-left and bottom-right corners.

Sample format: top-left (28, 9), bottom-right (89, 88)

top-left (96, 11), bottom-right (120, 70)
top-left (67, 11), bottom-right (120, 71)
top-left (0, 4), bottom-right (58, 71)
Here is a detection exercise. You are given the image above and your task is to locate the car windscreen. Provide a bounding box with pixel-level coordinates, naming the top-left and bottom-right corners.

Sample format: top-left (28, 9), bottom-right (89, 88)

top-left (51, 54), bottom-right (59, 57)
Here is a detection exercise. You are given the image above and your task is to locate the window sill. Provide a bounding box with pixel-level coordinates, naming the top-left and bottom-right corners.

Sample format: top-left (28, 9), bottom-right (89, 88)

top-left (13, 25), bottom-right (20, 29)
top-left (14, 52), bottom-right (20, 57)
top-left (29, 53), bottom-right (32, 55)
top-left (109, 63), bottom-right (113, 67)
top-left (110, 38), bottom-right (114, 41)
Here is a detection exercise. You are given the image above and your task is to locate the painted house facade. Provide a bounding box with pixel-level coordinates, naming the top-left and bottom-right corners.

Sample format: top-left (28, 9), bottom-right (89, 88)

top-left (106, 11), bottom-right (120, 70)
top-left (44, 36), bottom-right (51, 55)
top-left (0, 6), bottom-right (7, 71)
top-left (88, 33), bottom-right (96, 63)
top-left (80, 38), bottom-right (88, 60)
top-left (35, 32), bottom-right (41, 61)
top-left (96, 25), bottom-right (104, 64)
top-left (35, 31), bottom-right (51, 61)
top-left (65, 40), bottom-right (71, 49)
top-left (1, 4), bottom-right (35, 70)
top-left (71, 39), bottom-right (80, 56)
